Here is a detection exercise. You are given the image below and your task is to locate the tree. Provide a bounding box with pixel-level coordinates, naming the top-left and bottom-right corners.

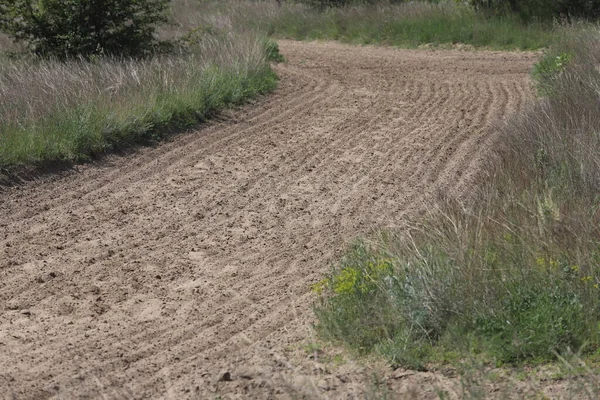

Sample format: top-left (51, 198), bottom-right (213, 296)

top-left (0, 0), bottom-right (170, 59)
top-left (468, 0), bottom-right (600, 21)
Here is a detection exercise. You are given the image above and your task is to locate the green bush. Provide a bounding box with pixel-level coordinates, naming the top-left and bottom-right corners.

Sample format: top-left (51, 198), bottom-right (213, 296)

top-left (315, 231), bottom-right (600, 366)
top-left (263, 38), bottom-right (286, 62)
top-left (532, 52), bottom-right (572, 95)
top-left (468, 0), bottom-right (600, 21)
top-left (0, 0), bottom-right (169, 58)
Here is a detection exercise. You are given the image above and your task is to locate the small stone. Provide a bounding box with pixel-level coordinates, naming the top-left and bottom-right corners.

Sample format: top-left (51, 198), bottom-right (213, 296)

top-left (218, 371), bottom-right (232, 382)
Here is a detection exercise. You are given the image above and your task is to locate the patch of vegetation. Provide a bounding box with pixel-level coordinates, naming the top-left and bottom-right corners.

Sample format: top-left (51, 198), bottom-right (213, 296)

top-left (0, 61), bottom-right (277, 167)
top-left (0, 1), bottom-right (280, 170)
top-left (264, 38), bottom-right (286, 62)
top-left (315, 239), bottom-right (600, 368)
top-left (263, 2), bottom-right (558, 50)
top-left (314, 27), bottom-right (600, 371)
top-left (532, 51), bottom-right (572, 95)
top-left (468, 0), bottom-right (600, 22)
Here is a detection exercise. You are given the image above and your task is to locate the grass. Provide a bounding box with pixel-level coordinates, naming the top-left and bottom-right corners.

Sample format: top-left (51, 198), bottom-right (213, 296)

top-left (163, 1), bottom-right (560, 51)
top-left (237, 1), bottom-right (559, 51)
top-left (274, 3), bottom-right (557, 50)
top-left (0, 2), bottom-right (281, 170)
top-left (0, 48), bottom-right (277, 167)
top-left (313, 25), bottom-right (600, 384)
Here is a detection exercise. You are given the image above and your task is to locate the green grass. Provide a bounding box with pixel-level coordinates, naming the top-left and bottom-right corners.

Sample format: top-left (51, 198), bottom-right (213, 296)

top-left (0, 63), bottom-right (276, 167)
top-left (313, 27), bottom-right (600, 374)
top-left (264, 3), bottom-right (558, 50)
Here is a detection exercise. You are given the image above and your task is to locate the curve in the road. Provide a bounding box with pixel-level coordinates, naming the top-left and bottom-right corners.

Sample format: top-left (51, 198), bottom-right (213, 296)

top-left (0, 41), bottom-right (537, 399)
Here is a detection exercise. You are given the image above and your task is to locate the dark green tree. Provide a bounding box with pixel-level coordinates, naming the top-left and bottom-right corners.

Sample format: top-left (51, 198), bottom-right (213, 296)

top-left (468, 0), bottom-right (600, 21)
top-left (0, 0), bottom-right (170, 59)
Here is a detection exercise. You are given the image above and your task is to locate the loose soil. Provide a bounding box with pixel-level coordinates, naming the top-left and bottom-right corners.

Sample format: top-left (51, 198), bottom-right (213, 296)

top-left (0, 41), bottom-right (538, 399)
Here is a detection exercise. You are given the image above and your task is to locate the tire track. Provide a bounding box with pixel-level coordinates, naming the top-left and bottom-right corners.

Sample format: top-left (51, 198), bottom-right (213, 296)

top-left (0, 68), bottom-right (328, 228)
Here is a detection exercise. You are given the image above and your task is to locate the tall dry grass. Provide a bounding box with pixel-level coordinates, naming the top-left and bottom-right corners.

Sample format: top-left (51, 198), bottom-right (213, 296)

top-left (0, 34), bottom-right (270, 130)
top-left (0, 0), bottom-right (563, 169)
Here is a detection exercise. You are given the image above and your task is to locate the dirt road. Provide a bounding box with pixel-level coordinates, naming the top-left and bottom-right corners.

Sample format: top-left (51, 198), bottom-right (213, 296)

top-left (0, 41), bottom-right (537, 399)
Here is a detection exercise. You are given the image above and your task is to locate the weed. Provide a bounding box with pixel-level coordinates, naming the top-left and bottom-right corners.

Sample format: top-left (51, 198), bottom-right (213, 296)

top-left (264, 38), bottom-right (286, 63)
top-left (532, 52), bottom-right (572, 95)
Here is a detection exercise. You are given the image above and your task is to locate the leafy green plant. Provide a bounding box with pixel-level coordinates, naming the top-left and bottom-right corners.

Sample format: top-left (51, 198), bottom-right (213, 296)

top-left (0, 0), bottom-right (169, 58)
top-left (263, 38), bottom-right (286, 63)
top-left (532, 52), bottom-right (572, 95)
top-left (315, 224), bottom-right (600, 366)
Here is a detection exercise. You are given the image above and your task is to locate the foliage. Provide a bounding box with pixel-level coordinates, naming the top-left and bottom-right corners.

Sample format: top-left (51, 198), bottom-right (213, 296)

top-left (263, 38), bottom-right (286, 62)
top-left (0, 0), bottom-right (280, 169)
top-left (0, 0), bottom-right (169, 58)
top-left (468, 0), bottom-right (600, 21)
top-left (299, 0), bottom-right (409, 8)
top-left (315, 236), bottom-right (600, 366)
top-left (0, 9), bottom-right (279, 169)
top-left (532, 52), bottom-right (572, 95)
top-left (265, 2), bottom-right (557, 51)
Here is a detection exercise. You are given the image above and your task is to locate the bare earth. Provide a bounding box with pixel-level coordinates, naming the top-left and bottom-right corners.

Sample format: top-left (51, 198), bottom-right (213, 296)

top-left (0, 41), bottom-right (538, 399)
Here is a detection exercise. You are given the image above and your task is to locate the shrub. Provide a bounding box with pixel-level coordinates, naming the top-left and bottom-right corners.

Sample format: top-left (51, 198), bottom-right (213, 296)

top-left (263, 38), bottom-right (286, 62)
top-left (468, 0), bottom-right (600, 21)
top-left (0, 0), bottom-right (170, 59)
top-left (531, 52), bottom-right (572, 95)
top-left (315, 235), bottom-right (600, 366)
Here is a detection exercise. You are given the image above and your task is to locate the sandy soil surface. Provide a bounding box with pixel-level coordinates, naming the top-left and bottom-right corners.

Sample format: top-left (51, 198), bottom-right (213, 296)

top-left (0, 41), bottom-right (538, 399)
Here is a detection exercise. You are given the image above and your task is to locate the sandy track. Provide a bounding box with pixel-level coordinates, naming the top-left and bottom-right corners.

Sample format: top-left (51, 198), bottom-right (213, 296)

top-left (0, 41), bottom-right (537, 399)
